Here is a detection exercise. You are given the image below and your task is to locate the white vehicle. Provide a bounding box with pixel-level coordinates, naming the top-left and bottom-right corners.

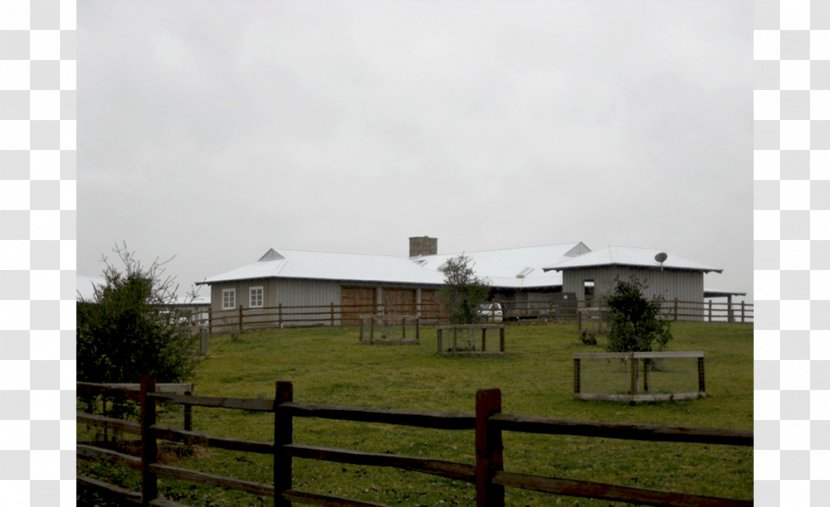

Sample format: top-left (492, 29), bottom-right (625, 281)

top-left (477, 302), bottom-right (504, 323)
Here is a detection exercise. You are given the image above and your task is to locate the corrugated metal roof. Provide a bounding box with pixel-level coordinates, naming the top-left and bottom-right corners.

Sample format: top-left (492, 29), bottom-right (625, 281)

top-left (202, 242), bottom-right (591, 289)
top-left (202, 249), bottom-right (446, 286)
top-left (414, 242), bottom-right (590, 288)
top-left (546, 246), bottom-right (722, 273)
top-left (201, 242), bottom-right (721, 289)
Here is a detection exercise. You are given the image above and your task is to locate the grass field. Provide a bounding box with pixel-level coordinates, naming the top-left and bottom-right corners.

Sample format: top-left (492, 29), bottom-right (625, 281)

top-left (80, 321), bottom-right (753, 506)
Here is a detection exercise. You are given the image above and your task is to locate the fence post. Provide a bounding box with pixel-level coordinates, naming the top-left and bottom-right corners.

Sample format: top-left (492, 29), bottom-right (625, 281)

top-left (741, 301), bottom-right (745, 323)
top-left (708, 300), bottom-right (713, 322)
top-left (629, 353), bottom-right (639, 394)
top-left (208, 307), bottom-right (213, 336)
top-left (274, 381), bottom-right (294, 506)
top-left (238, 305), bottom-right (244, 335)
top-left (697, 357), bottom-right (706, 395)
top-left (573, 358), bottom-right (581, 394)
top-left (475, 388), bottom-right (504, 507)
top-left (140, 375), bottom-right (158, 506)
top-left (330, 303), bottom-right (335, 326)
top-left (183, 388), bottom-right (192, 432)
top-left (673, 299), bottom-right (678, 321)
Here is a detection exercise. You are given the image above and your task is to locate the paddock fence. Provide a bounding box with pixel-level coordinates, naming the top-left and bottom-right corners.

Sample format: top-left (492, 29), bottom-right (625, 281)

top-left (77, 377), bottom-right (753, 507)
top-left (203, 298), bottom-right (752, 334)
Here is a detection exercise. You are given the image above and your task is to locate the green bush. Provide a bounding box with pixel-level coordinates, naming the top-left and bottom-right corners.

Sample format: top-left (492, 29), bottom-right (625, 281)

top-left (605, 276), bottom-right (672, 352)
top-left (438, 255), bottom-right (490, 324)
top-left (77, 245), bottom-right (198, 383)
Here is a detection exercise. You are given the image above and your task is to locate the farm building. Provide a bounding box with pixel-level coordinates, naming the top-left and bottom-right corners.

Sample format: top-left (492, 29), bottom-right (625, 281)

top-left (199, 237), bottom-right (727, 327)
top-left (547, 245), bottom-right (723, 320)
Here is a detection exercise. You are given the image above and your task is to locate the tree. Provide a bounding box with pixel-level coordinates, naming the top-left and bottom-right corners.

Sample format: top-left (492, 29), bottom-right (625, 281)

top-left (605, 276), bottom-right (672, 352)
top-left (77, 244), bottom-right (199, 383)
top-left (438, 255), bottom-right (490, 324)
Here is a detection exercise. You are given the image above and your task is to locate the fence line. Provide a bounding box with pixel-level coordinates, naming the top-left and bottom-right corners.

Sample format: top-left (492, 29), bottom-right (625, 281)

top-left (203, 298), bottom-right (753, 334)
top-left (77, 378), bottom-right (752, 507)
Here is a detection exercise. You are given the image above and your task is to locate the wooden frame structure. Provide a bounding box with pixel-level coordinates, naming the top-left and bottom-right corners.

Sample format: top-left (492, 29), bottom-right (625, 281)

top-left (573, 351), bottom-right (706, 402)
top-left (436, 324), bottom-right (505, 355)
top-left (358, 315), bottom-right (421, 345)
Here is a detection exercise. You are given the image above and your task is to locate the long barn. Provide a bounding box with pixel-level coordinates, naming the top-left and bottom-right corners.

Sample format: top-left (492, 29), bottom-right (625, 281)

top-left (198, 237), bottom-right (725, 325)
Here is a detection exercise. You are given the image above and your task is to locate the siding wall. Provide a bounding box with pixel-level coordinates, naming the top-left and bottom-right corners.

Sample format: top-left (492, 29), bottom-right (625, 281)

top-left (561, 266), bottom-right (704, 315)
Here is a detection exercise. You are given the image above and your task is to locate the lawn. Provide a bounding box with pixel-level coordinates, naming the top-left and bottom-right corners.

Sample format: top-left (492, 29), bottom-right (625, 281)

top-left (81, 321), bottom-right (753, 506)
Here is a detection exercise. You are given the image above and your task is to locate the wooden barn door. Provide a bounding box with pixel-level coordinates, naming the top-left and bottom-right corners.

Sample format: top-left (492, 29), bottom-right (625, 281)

top-left (340, 286), bottom-right (376, 326)
top-left (419, 289), bottom-right (446, 321)
top-left (382, 288), bottom-right (416, 315)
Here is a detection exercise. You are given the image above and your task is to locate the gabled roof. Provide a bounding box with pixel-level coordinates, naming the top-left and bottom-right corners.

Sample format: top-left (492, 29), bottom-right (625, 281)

top-left (545, 245), bottom-right (722, 273)
top-left (415, 242), bottom-right (591, 289)
top-left (201, 248), bottom-right (446, 286)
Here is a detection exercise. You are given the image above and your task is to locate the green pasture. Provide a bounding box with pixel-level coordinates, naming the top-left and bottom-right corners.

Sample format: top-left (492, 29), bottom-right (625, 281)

top-left (80, 321), bottom-right (753, 506)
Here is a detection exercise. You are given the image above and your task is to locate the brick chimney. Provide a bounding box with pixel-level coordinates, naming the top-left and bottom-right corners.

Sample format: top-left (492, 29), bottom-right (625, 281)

top-left (409, 236), bottom-right (438, 257)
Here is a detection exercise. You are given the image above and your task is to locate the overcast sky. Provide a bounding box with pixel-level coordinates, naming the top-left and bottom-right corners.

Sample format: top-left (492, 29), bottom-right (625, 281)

top-left (79, 0), bottom-right (752, 301)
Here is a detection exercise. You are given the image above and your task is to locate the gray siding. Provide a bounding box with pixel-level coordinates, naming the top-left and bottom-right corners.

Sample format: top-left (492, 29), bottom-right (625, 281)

top-left (562, 266), bottom-right (704, 319)
top-left (275, 278), bottom-right (341, 307)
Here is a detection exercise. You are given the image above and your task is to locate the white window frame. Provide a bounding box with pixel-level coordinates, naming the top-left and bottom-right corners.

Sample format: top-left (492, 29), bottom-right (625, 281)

top-left (249, 286), bottom-right (264, 308)
top-left (222, 288), bottom-right (236, 310)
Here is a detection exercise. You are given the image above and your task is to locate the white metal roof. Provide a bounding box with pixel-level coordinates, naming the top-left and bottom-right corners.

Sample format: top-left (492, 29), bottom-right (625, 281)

top-left (414, 242), bottom-right (590, 289)
top-left (201, 242), bottom-right (722, 289)
top-left (545, 246), bottom-right (722, 273)
top-left (201, 248), bottom-right (446, 286)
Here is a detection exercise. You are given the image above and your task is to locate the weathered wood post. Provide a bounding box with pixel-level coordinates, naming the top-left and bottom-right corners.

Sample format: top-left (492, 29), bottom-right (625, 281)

top-left (274, 381), bottom-right (293, 506)
top-left (697, 357), bottom-right (706, 395)
top-left (330, 303), bottom-right (335, 326)
top-left (183, 388), bottom-right (192, 432)
top-left (475, 388), bottom-right (504, 507)
top-left (278, 303), bottom-right (283, 328)
top-left (727, 295), bottom-right (734, 323)
top-left (238, 305), bottom-right (244, 335)
top-left (140, 375), bottom-right (158, 506)
top-left (208, 308), bottom-right (213, 336)
top-left (629, 353), bottom-right (639, 394)
top-left (499, 326), bottom-right (505, 353)
top-left (708, 300), bottom-right (713, 322)
top-left (741, 301), bottom-right (746, 323)
top-left (573, 357), bottom-right (581, 395)
top-left (673, 299), bottom-right (678, 321)
top-left (200, 328), bottom-right (209, 355)
top-left (642, 358), bottom-right (651, 393)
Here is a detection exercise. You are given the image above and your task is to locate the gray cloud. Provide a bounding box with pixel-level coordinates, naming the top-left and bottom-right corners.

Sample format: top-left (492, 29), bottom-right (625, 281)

top-left (79, 0), bottom-right (752, 300)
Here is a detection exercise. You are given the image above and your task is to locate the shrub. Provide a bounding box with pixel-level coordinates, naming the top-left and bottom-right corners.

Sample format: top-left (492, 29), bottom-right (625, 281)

top-left (77, 244), bottom-right (199, 383)
top-left (438, 255), bottom-right (490, 324)
top-left (605, 276), bottom-right (672, 352)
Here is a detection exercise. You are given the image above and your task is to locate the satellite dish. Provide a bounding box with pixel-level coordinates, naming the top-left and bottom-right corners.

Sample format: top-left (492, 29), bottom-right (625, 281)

top-left (654, 252), bottom-right (668, 271)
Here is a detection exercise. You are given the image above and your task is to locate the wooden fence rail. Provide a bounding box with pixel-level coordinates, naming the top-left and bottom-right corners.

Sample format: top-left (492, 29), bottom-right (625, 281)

top-left (77, 378), bottom-right (752, 507)
top-left (204, 298), bottom-right (753, 335)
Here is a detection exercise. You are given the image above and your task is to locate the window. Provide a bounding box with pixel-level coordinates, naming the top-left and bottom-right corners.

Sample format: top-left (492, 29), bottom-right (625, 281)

top-left (222, 289), bottom-right (236, 310)
top-left (249, 286), bottom-right (264, 308)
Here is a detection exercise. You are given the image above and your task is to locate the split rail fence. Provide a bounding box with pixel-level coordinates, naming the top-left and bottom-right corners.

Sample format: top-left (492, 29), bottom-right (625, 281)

top-left (204, 298), bottom-right (753, 334)
top-left (78, 377), bottom-right (753, 507)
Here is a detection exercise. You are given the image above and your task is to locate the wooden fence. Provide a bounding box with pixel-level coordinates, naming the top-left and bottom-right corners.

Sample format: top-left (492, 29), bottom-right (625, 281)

top-left (77, 377), bottom-right (753, 507)
top-left (204, 299), bottom-right (753, 334)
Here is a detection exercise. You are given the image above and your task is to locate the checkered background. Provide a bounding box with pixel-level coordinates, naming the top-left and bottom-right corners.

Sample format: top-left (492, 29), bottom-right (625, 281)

top-left (0, 1), bottom-right (827, 505)
top-left (754, 0), bottom-right (830, 505)
top-left (0, 0), bottom-right (76, 505)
